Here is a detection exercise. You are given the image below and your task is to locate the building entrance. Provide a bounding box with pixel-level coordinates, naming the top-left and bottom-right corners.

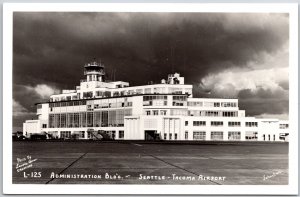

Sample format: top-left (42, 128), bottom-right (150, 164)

top-left (145, 130), bottom-right (157, 140)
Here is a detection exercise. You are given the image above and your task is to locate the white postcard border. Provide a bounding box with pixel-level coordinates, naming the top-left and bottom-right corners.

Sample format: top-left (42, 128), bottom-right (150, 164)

top-left (2, 3), bottom-right (298, 195)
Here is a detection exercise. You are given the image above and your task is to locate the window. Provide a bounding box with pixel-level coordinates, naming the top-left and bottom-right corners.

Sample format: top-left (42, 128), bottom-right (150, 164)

top-left (96, 91), bottom-right (103, 97)
top-left (160, 110), bottom-right (167, 115)
top-left (172, 96), bottom-right (187, 106)
top-left (279, 124), bottom-right (289, 129)
top-left (228, 131), bottom-right (241, 140)
top-left (214, 102), bottom-right (220, 107)
top-left (193, 131), bottom-right (206, 140)
top-left (87, 112), bottom-right (94, 127)
top-left (113, 92), bottom-right (120, 97)
top-left (245, 131), bottom-right (258, 140)
top-left (211, 121), bottom-right (223, 126)
top-left (211, 132), bottom-right (223, 140)
top-left (187, 102), bottom-right (203, 107)
top-left (222, 111), bottom-right (237, 117)
top-left (193, 121), bottom-right (206, 126)
top-left (74, 113), bottom-right (80, 127)
top-left (104, 91), bottom-right (111, 97)
top-left (42, 124), bottom-right (47, 128)
top-left (60, 131), bottom-right (71, 139)
top-left (87, 131), bottom-right (92, 139)
top-left (83, 92), bottom-right (93, 98)
top-left (164, 133), bottom-right (167, 140)
top-left (169, 133), bottom-right (172, 140)
top-left (146, 111), bottom-right (151, 115)
top-left (143, 95), bottom-right (167, 106)
top-left (136, 89), bottom-right (143, 94)
top-left (145, 88), bottom-right (151, 94)
top-left (205, 111), bottom-right (219, 117)
top-left (119, 130), bottom-right (124, 139)
top-left (49, 115), bottom-right (55, 128)
top-left (203, 102), bottom-right (214, 107)
top-left (185, 131), bottom-right (188, 140)
top-left (112, 131), bottom-right (116, 139)
top-left (170, 109), bottom-right (188, 116)
top-left (128, 90), bottom-right (134, 95)
top-left (80, 131), bottom-right (85, 138)
top-left (221, 102), bottom-right (237, 107)
top-left (60, 114), bottom-right (66, 128)
top-left (246, 122), bottom-right (258, 127)
top-left (185, 121), bottom-right (188, 126)
top-left (175, 133), bottom-right (177, 140)
top-left (153, 110), bottom-right (159, 115)
top-left (228, 121), bottom-right (241, 127)
top-left (67, 113), bottom-right (74, 128)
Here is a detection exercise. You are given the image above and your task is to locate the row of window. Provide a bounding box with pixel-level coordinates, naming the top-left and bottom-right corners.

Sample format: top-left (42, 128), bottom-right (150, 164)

top-left (143, 95), bottom-right (168, 101)
top-left (145, 110), bottom-right (167, 116)
top-left (143, 100), bottom-right (168, 106)
top-left (183, 131), bottom-right (263, 140)
top-left (191, 131), bottom-right (240, 140)
top-left (89, 102), bottom-right (132, 109)
top-left (50, 95), bottom-right (77, 102)
top-left (85, 90), bottom-right (190, 100)
top-left (185, 131), bottom-right (258, 140)
top-left (163, 133), bottom-right (178, 140)
top-left (86, 130), bottom-right (124, 139)
top-left (143, 95), bottom-right (168, 106)
top-left (48, 109), bottom-right (132, 128)
top-left (188, 110), bottom-right (238, 117)
top-left (245, 122), bottom-right (258, 127)
top-left (49, 100), bottom-right (87, 108)
top-left (144, 109), bottom-right (189, 116)
top-left (188, 102), bottom-right (237, 108)
top-left (49, 100), bottom-right (133, 109)
top-left (185, 121), bottom-right (258, 127)
top-left (173, 96), bottom-right (187, 101)
top-left (58, 130), bottom-right (125, 139)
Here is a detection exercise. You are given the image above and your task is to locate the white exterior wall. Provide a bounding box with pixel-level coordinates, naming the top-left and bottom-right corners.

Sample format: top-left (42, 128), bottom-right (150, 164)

top-left (37, 103), bottom-right (49, 120)
top-left (257, 120), bottom-right (281, 141)
top-left (131, 96), bottom-right (143, 116)
top-left (162, 117), bottom-right (181, 140)
top-left (23, 120), bottom-right (40, 137)
top-left (124, 117), bottom-right (142, 139)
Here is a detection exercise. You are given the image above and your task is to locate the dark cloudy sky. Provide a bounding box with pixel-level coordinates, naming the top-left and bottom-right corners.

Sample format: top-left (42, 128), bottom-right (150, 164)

top-left (13, 12), bottom-right (289, 131)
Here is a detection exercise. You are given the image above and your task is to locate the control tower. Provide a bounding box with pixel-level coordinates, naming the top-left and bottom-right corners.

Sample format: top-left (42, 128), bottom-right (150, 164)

top-left (84, 60), bottom-right (105, 82)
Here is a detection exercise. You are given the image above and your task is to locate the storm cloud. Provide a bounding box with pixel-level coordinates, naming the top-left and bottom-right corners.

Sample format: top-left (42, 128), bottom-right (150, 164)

top-left (13, 12), bottom-right (289, 131)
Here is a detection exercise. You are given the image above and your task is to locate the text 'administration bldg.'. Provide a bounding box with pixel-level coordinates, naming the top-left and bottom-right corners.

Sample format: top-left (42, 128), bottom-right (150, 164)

top-left (23, 61), bottom-right (289, 141)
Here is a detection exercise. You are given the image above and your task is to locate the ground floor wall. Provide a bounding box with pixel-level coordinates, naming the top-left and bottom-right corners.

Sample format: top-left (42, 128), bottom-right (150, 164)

top-left (23, 116), bottom-right (289, 141)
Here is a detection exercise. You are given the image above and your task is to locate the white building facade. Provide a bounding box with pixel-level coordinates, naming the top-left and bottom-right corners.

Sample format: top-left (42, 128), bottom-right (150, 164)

top-left (23, 61), bottom-right (289, 141)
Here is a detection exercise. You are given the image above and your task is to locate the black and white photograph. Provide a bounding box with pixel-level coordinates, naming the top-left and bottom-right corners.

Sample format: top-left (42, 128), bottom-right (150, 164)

top-left (3, 3), bottom-right (298, 195)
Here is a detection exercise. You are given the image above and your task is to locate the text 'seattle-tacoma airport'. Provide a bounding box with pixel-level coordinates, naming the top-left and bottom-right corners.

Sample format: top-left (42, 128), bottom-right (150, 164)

top-left (23, 61), bottom-right (289, 141)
